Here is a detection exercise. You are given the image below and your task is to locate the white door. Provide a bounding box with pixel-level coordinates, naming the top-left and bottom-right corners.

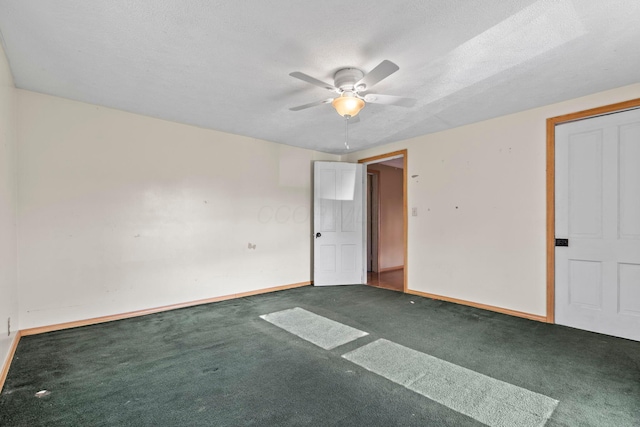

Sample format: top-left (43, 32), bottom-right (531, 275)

top-left (314, 161), bottom-right (366, 286)
top-left (555, 107), bottom-right (640, 341)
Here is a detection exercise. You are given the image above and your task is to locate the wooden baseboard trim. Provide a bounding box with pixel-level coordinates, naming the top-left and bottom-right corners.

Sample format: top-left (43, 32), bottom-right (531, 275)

top-left (378, 265), bottom-right (404, 273)
top-left (20, 281), bottom-right (312, 337)
top-left (0, 332), bottom-right (22, 393)
top-left (406, 289), bottom-right (547, 322)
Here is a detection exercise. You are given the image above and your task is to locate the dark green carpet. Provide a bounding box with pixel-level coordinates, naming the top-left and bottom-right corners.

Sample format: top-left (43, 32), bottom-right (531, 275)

top-left (1, 285), bottom-right (639, 426)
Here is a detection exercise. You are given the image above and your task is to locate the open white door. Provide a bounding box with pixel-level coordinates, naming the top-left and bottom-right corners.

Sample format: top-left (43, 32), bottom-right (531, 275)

top-left (314, 161), bottom-right (366, 286)
top-left (555, 107), bottom-right (640, 341)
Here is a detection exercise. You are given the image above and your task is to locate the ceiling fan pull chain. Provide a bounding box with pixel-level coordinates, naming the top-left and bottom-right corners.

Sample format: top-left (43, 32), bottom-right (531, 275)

top-left (344, 116), bottom-right (350, 150)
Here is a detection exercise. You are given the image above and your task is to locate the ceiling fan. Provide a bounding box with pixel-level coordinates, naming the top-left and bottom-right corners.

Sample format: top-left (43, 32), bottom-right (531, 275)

top-left (289, 60), bottom-right (416, 119)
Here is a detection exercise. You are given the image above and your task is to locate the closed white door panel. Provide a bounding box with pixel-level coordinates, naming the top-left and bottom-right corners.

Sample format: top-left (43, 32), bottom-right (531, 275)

top-left (314, 162), bottom-right (366, 286)
top-left (556, 108), bottom-right (640, 341)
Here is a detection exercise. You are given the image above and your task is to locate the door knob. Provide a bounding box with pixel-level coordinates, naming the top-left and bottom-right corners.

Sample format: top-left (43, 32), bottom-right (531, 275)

top-left (315, 232), bottom-right (321, 238)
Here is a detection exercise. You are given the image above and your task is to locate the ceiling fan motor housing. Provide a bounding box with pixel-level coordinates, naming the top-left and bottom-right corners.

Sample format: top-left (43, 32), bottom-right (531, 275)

top-left (334, 68), bottom-right (364, 91)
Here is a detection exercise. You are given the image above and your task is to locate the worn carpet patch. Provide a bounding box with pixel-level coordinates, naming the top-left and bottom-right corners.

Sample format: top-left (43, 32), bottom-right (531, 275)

top-left (260, 307), bottom-right (368, 350)
top-left (343, 339), bottom-right (558, 427)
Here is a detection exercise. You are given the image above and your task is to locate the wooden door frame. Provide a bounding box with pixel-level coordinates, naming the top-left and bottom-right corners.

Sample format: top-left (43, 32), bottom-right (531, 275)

top-left (366, 169), bottom-right (381, 273)
top-left (358, 149), bottom-right (408, 292)
top-left (546, 97), bottom-right (640, 323)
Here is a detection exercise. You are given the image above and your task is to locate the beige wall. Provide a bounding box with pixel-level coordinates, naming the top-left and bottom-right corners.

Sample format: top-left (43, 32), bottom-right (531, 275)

top-left (17, 90), bottom-right (337, 329)
top-left (346, 83), bottom-right (640, 317)
top-left (7, 70), bottom-right (640, 332)
top-left (368, 164), bottom-right (403, 269)
top-left (0, 43), bottom-right (18, 370)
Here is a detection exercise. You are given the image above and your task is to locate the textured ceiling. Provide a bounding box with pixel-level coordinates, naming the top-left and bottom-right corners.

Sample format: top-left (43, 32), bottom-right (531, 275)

top-left (0, 0), bottom-right (639, 154)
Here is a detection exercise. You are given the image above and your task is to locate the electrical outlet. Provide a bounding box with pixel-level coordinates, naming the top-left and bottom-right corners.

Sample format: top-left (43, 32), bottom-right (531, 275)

top-left (412, 207), bottom-right (418, 216)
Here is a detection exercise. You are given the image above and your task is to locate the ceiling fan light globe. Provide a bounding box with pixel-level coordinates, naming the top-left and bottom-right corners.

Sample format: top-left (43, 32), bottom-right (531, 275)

top-left (332, 95), bottom-right (365, 118)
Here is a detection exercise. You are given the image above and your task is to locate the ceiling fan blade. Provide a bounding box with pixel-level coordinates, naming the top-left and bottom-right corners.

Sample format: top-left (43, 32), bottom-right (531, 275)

top-left (363, 94), bottom-right (416, 107)
top-left (289, 98), bottom-right (334, 111)
top-left (355, 60), bottom-right (399, 91)
top-left (289, 72), bottom-right (338, 92)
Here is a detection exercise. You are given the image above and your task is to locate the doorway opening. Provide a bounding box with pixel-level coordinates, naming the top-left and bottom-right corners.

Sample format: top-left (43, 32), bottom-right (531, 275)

top-left (359, 150), bottom-right (407, 292)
